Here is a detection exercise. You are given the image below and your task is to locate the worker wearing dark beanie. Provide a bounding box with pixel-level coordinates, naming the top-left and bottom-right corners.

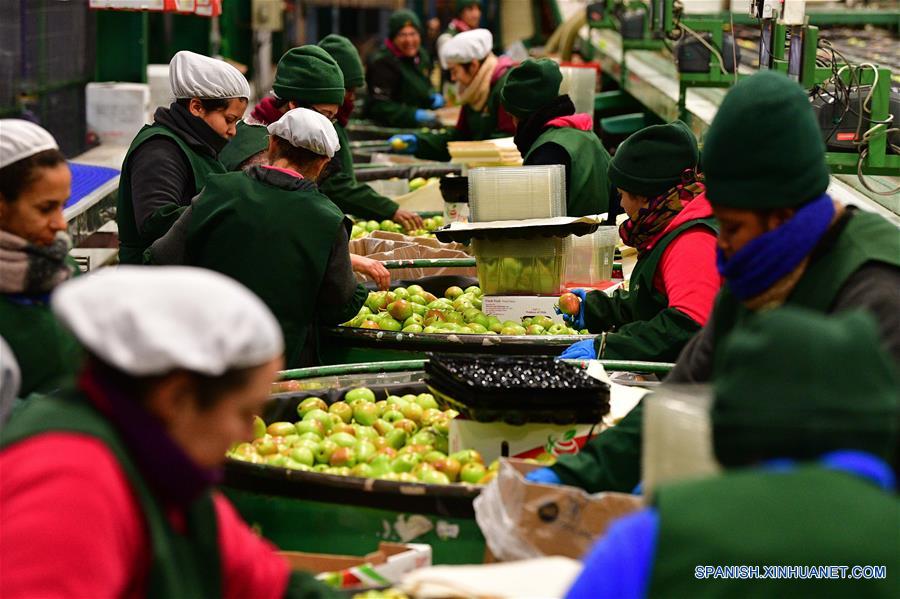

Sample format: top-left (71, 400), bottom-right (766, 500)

top-left (219, 45), bottom-right (344, 172)
top-left (558, 119), bottom-right (720, 364)
top-left (500, 59), bottom-right (612, 216)
top-left (365, 9), bottom-right (441, 128)
top-left (567, 307), bottom-right (899, 598)
top-left (527, 71), bottom-right (900, 507)
top-left (316, 34), bottom-right (422, 232)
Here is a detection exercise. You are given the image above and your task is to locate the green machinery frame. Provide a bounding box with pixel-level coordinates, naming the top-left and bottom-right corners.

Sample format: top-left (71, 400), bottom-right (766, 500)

top-left (587, 1), bottom-right (898, 178)
top-left (764, 23), bottom-right (899, 177)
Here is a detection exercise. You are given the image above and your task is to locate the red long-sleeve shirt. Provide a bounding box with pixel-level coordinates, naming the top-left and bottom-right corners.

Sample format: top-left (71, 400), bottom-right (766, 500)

top-left (648, 193), bottom-right (720, 326)
top-left (0, 433), bottom-right (291, 599)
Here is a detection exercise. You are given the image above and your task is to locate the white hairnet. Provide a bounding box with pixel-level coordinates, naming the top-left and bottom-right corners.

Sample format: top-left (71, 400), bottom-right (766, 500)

top-left (440, 29), bottom-right (494, 66)
top-left (267, 108), bottom-right (340, 158)
top-left (0, 119), bottom-right (59, 170)
top-left (169, 51), bottom-right (251, 100)
top-left (52, 266), bottom-right (284, 377)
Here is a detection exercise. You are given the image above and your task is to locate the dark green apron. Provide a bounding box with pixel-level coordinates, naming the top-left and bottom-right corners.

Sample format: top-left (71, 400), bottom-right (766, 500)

top-left (117, 124), bottom-right (225, 264)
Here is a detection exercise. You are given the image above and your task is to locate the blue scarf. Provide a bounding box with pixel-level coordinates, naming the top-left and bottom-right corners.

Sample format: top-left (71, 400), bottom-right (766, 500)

top-left (717, 194), bottom-right (835, 301)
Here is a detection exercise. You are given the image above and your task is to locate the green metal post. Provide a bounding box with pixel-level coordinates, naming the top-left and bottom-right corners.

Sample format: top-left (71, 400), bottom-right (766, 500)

top-left (95, 11), bottom-right (149, 82)
top-left (799, 25), bottom-right (819, 89)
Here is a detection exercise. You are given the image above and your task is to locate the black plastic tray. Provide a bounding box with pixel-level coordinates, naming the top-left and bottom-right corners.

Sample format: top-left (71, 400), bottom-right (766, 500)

top-left (424, 354), bottom-right (610, 425)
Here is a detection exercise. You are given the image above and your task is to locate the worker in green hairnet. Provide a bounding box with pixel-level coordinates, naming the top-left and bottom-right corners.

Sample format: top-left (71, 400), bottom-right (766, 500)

top-left (499, 58), bottom-right (613, 216)
top-left (218, 43), bottom-right (420, 237)
top-left (526, 70), bottom-right (900, 493)
top-left (365, 9), bottom-right (442, 129)
top-left (317, 34), bottom-right (423, 232)
top-left (566, 307), bottom-right (899, 598)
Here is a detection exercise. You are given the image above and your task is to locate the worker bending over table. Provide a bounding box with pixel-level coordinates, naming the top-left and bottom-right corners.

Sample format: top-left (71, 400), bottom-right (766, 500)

top-left (149, 108), bottom-right (367, 369)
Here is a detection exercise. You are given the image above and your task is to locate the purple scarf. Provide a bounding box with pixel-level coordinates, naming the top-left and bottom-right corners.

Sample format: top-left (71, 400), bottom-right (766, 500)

top-left (717, 194), bottom-right (835, 301)
top-left (80, 366), bottom-right (221, 509)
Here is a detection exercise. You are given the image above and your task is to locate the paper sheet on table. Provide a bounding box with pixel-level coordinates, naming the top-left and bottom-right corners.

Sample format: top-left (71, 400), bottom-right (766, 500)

top-left (348, 237), bottom-right (475, 282)
top-left (393, 180), bottom-right (444, 212)
top-left (582, 361), bottom-right (649, 425)
top-left (398, 556), bottom-right (582, 599)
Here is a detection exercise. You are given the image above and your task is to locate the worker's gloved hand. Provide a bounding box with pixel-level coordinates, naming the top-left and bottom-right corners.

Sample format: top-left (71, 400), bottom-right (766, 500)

top-left (430, 92), bottom-right (446, 109)
top-left (525, 467), bottom-right (562, 485)
top-left (388, 134), bottom-right (418, 154)
top-left (555, 288), bottom-right (587, 330)
top-left (414, 109), bottom-right (439, 127)
top-left (559, 337), bottom-right (597, 360)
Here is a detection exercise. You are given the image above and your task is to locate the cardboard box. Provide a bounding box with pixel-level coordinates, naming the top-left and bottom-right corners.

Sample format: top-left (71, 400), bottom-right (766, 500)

top-left (473, 459), bottom-right (643, 561)
top-left (481, 295), bottom-right (565, 325)
top-left (348, 236), bottom-right (475, 283)
top-left (480, 283), bottom-right (621, 326)
top-left (280, 542), bottom-right (431, 590)
top-left (449, 419), bottom-right (599, 464)
top-left (86, 83), bottom-right (150, 146)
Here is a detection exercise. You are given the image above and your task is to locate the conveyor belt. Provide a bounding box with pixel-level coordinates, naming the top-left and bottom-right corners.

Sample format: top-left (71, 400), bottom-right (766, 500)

top-left (66, 162), bottom-right (119, 210)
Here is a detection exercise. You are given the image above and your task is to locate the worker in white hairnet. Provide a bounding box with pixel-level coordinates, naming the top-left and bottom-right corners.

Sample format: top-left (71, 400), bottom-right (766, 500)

top-left (0, 266), bottom-right (340, 597)
top-left (0, 119), bottom-right (82, 399)
top-left (148, 108), bottom-right (368, 368)
top-left (388, 29), bottom-right (517, 161)
top-left (116, 51), bottom-right (251, 264)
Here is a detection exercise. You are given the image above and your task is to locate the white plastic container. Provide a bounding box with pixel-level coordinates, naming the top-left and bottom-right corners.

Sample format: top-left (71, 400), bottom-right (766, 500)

top-left (559, 66), bottom-right (597, 116)
top-left (146, 64), bottom-right (173, 115)
top-left (368, 178), bottom-right (410, 198)
top-left (469, 165), bottom-right (566, 222)
top-left (86, 82), bottom-right (150, 146)
top-left (565, 226), bottom-right (618, 287)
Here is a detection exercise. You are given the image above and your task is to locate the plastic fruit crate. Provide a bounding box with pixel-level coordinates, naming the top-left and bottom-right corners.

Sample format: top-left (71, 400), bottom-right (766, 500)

top-left (424, 354), bottom-right (610, 425)
top-left (468, 165), bottom-right (566, 222)
top-left (473, 237), bottom-right (570, 296)
top-left (565, 226), bottom-right (619, 287)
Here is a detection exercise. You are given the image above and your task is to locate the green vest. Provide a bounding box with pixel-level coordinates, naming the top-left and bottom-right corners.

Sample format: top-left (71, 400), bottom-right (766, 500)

top-left (649, 465), bottom-right (899, 598)
top-left (0, 391), bottom-right (222, 598)
top-left (712, 209), bottom-right (900, 363)
top-left (365, 47), bottom-right (434, 128)
top-left (117, 124), bottom-right (225, 264)
top-left (592, 217), bottom-right (717, 362)
top-left (219, 120), bottom-right (270, 171)
top-left (185, 170), bottom-right (345, 367)
top-left (0, 296), bottom-right (81, 397)
top-left (524, 126), bottom-right (611, 217)
top-left (318, 124), bottom-right (400, 220)
top-left (415, 69), bottom-right (512, 162)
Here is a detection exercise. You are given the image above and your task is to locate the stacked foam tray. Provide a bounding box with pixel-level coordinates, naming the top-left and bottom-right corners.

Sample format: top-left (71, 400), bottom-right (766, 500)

top-left (425, 354), bottom-right (610, 425)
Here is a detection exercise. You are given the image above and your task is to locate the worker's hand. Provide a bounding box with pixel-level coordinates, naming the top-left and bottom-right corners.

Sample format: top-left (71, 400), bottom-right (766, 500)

top-left (350, 254), bottom-right (391, 291)
top-left (388, 134), bottom-right (418, 154)
top-left (414, 109), bottom-right (439, 127)
top-left (559, 337), bottom-right (597, 360)
top-left (555, 288), bottom-right (588, 329)
top-left (524, 467), bottom-right (562, 485)
top-left (430, 92), bottom-right (446, 110)
top-left (392, 209), bottom-right (423, 231)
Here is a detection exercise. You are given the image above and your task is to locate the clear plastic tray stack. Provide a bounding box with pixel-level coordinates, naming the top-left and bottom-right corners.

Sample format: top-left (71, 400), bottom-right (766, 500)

top-left (565, 226), bottom-right (619, 287)
top-left (468, 165), bottom-right (566, 222)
